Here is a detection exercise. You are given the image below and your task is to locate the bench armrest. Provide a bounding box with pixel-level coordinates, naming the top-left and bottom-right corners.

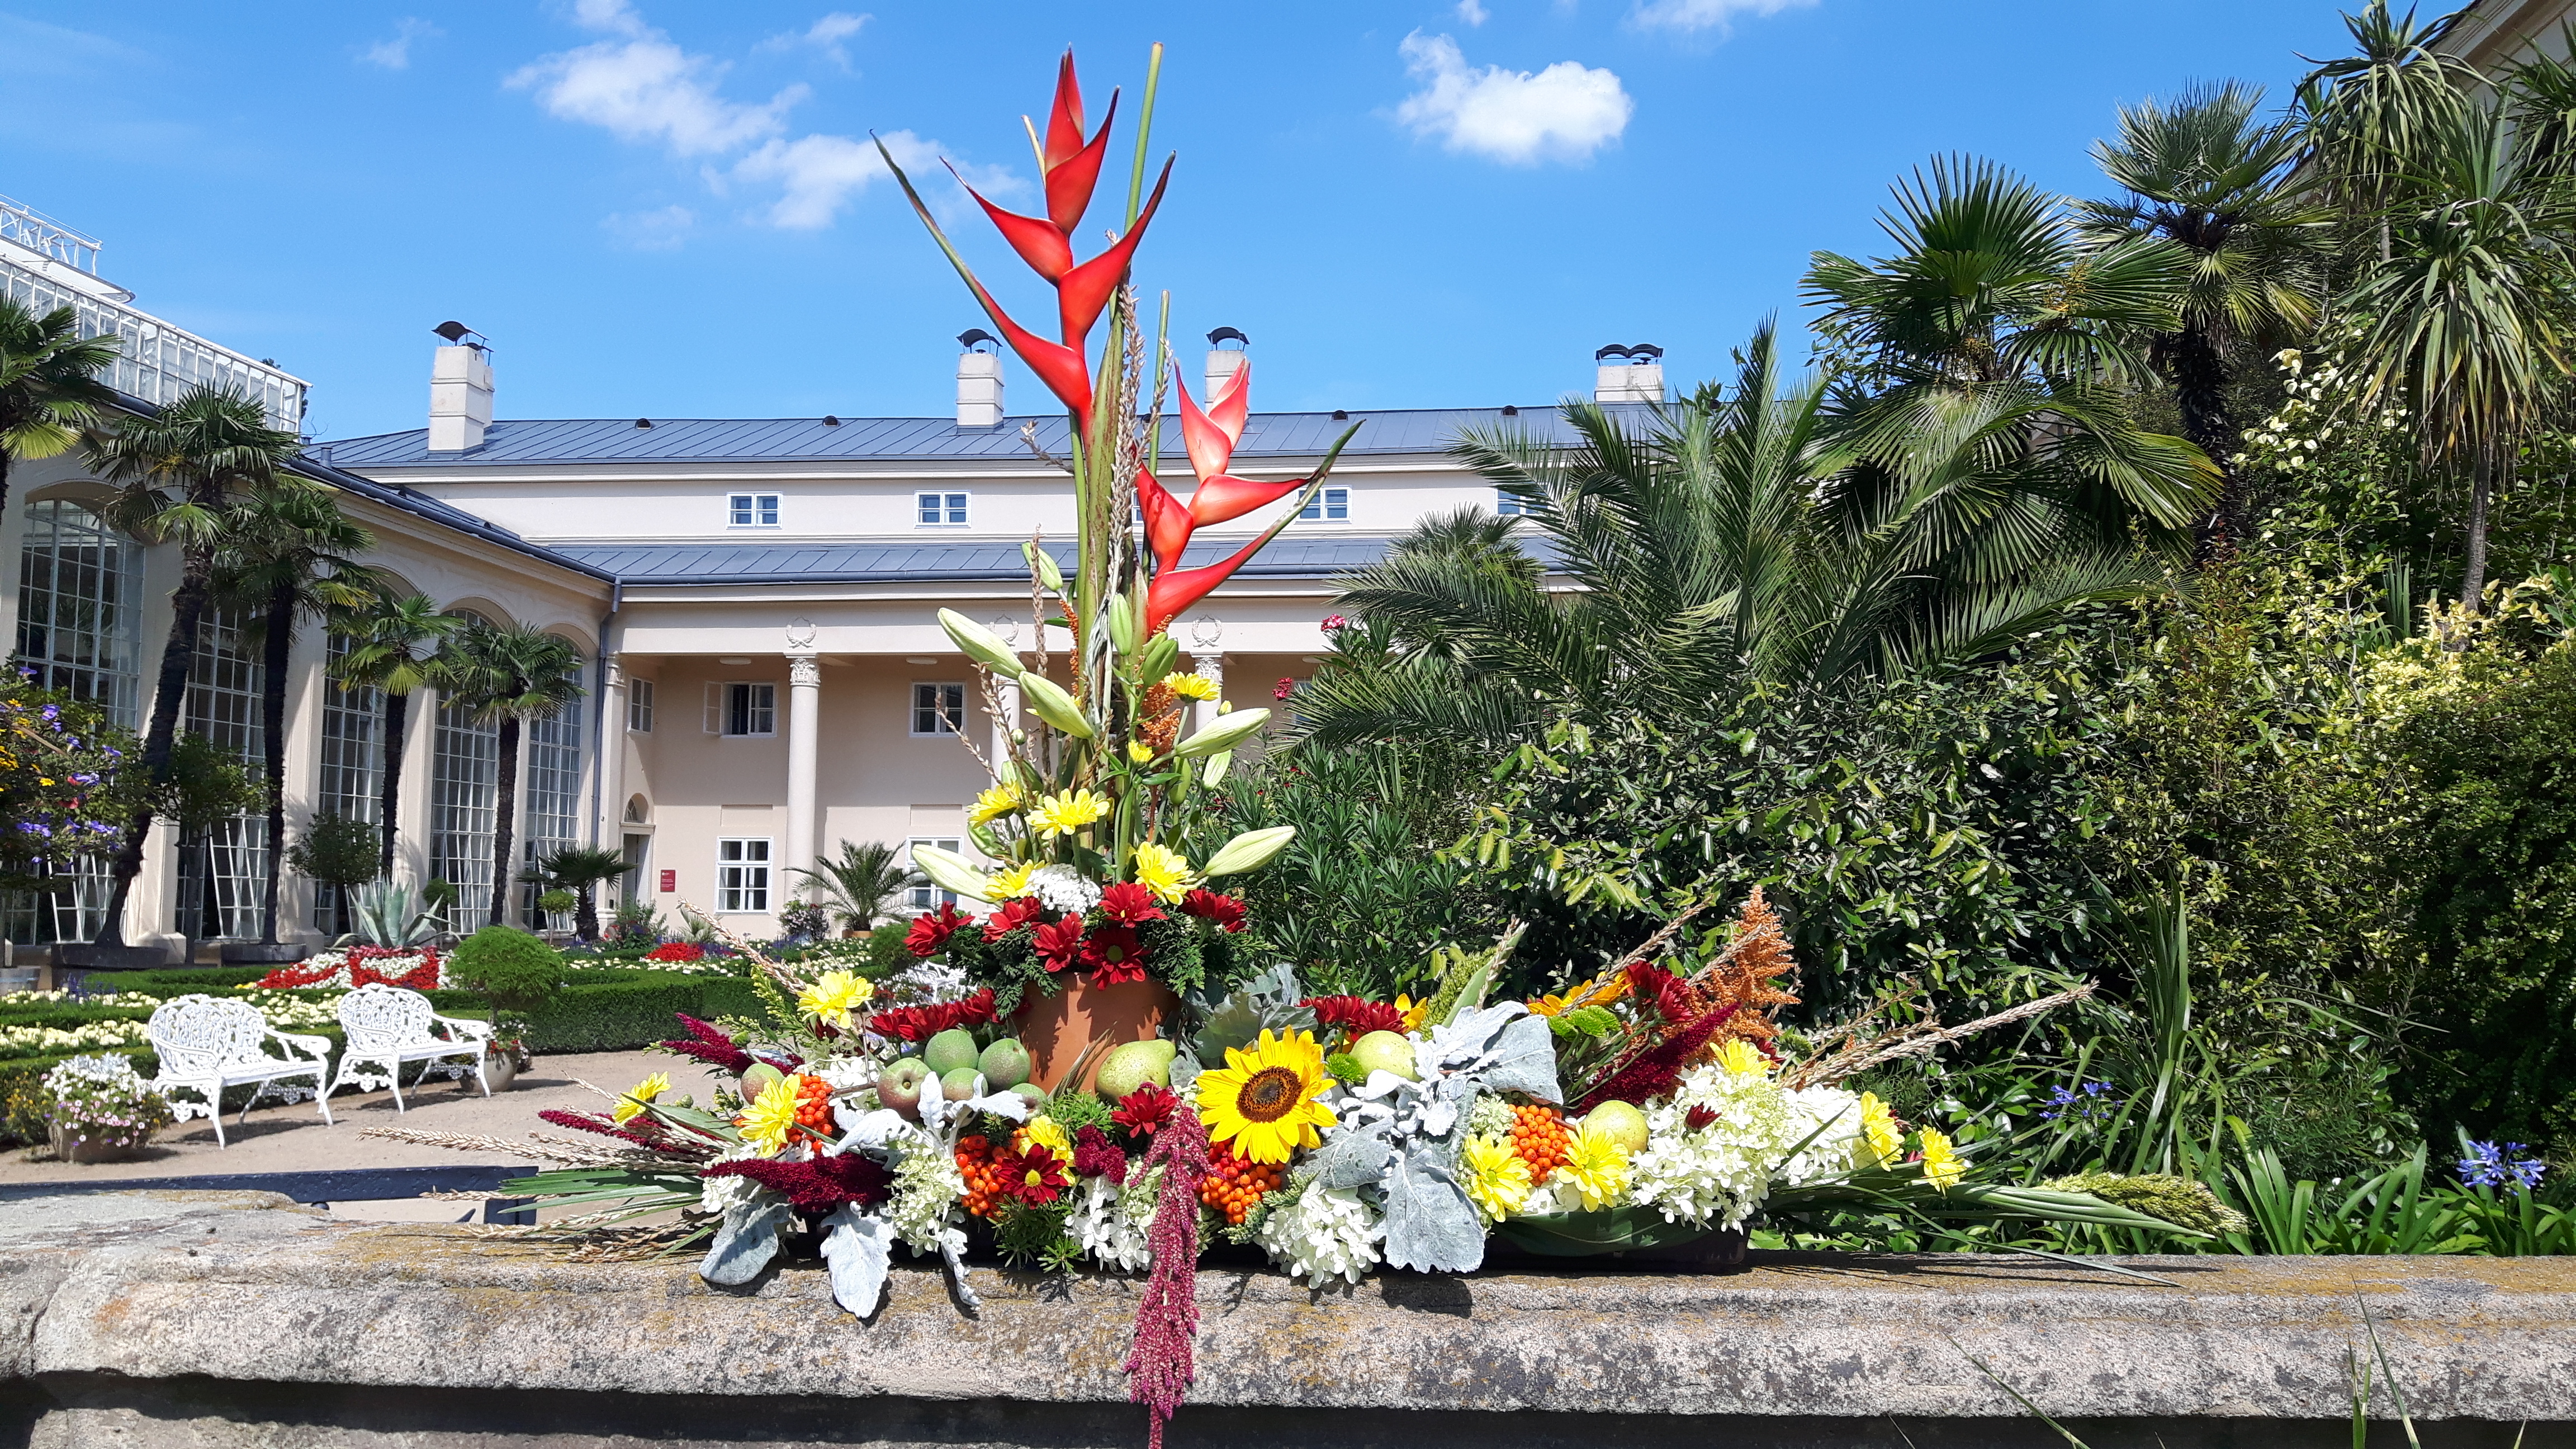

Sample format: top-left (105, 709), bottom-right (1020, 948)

top-left (432, 1014), bottom-right (495, 1045)
top-left (267, 1030), bottom-right (334, 1064)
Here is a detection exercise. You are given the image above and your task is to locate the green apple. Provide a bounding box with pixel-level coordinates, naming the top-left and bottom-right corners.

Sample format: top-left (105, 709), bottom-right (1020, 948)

top-left (1584, 1100), bottom-right (1651, 1154)
top-left (1096, 1038), bottom-right (1178, 1100)
top-left (1008, 1082), bottom-right (1050, 1115)
top-left (738, 1062), bottom-right (785, 1101)
top-left (978, 1037), bottom-right (1032, 1090)
top-left (1349, 1031), bottom-right (1419, 1082)
top-left (877, 1058), bottom-right (932, 1120)
top-left (924, 1027), bottom-right (981, 1075)
top-left (940, 1066), bottom-right (984, 1102)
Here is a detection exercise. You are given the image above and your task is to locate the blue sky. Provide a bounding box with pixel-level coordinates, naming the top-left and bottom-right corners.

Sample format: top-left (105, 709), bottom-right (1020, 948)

top-left (3, 1), bottom-right (2363, 442)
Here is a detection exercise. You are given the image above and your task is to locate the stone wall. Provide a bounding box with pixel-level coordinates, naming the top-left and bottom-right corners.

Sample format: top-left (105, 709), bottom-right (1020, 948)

top-left (3, 1191), bottom-right (2572, 1448)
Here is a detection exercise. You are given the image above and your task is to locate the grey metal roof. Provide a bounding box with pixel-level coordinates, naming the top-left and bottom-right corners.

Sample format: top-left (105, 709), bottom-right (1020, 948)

top-left (571, 534), bottom-right (1400, 586)
top-left (312, 405), bottom-right (1642, 469)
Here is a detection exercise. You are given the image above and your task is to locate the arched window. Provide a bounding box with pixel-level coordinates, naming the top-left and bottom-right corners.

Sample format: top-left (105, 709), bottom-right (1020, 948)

top-left (312, 631), bottom-right (383, 931)
top-left (518, 688), bottom-right (584, 925)
top-left (430, 694), bottom-right (500, 935)
top-left (14, 498), bottom-right (143, 727)
top-left (179, 607), bottom-right (267, 941)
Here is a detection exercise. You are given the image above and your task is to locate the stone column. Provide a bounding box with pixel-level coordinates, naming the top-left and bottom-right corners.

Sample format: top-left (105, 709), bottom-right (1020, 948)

top-left (394, 686), bottom-right (439, 892)
top-left (1189, 650), bottom-right (1227, 736)
top-left (596, 655), bottom-right (626, 852)
top-left (277, 622), bottom-right (330, 943)
top-left (783, 653), bottom-right (820, 896)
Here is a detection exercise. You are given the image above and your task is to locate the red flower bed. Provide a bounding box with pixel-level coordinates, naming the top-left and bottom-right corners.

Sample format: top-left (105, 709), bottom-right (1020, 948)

top-left (250, 947), bottom-right (442, 991)
top-left (645, 942), bottom-right (707, 964)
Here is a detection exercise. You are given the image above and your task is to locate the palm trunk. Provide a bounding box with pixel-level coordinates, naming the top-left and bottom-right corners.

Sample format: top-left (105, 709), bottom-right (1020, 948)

top-left (574, 883), bottom-right (601, 944)
top-left (257, 581), bottom-right (295, 945)
top-left (490, 716), bottom-right (520, 929)
top-left (2461, 451), bottom-right (2495, 618)
top-left (93, 549), bottom-right (212, 946)
top-left (377, 692), bottom-right (409, 878)
top-left (2168, 326), bottom-right (2239, 563)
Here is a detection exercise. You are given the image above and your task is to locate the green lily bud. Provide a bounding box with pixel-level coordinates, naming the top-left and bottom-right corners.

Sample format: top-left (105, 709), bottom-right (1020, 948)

top-left (1201, 825), bottom-right (1296, 877)
top-left (1174, 706), bottom-right (1268, 758)
top-left (1203, 750), bottom-right (1233, 788)
top-left (1141, 634), bottom-right (1180, 682)
top-left (939, 609), bottom-right (1025, 680)
top-left (1106, 590), bottom-right (1141, 657)
top-left (1023, 540), bottom-right (1066, 595)
top-left (909, 844), bottom-right (995, 901)
top-left (1019, 673), bottom-right (1096, 738)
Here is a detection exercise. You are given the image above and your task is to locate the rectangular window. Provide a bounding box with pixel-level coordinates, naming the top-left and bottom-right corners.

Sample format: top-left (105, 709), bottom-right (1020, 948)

top-left (1299, 486), bottom-right (1350, 522)
top-left (728, 493), bottom-right (780, 527)
top-left (916, 491), bottom-right (968, 525)
top-left (907, 837), bottom-right (963, 910)
top-left (912, 681), bottom-right (966, 736)
top-left (627, 677), bottom-right (655, 733)
top-left (1495, 490), bottom-right (1528, 517)
top-left (717, 838), bottom-right (772, 913)
top-left (706, 681), bottom-right (776, 737)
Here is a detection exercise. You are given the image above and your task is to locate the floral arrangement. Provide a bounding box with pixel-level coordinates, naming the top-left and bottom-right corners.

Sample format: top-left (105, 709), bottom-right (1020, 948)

top-left (249, 946), bottom-right (442, 992)
top-left (0, 672), bottom-right (132, 880)
top-left (41, 1053), bottom-right (174, 1155)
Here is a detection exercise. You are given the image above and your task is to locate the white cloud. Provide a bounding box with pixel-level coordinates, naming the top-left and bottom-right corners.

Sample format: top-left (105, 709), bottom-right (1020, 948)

top-left (1627, 0), bottom-right (1817, 35)
top-left (604, 203), bottom-right (695, 250)
top-left (360, 17), bottom-right (441, 70)
top-left (759, 12), bottom-right (869, 69)
top-left (1457, 0), bottom-right (1490, 23)
top-left (508, 11), bottom-right (806, 157)
top-left (730, 130), bottom-right (1014, 230)
top-left (1394, 32), bottom-right (1631, 165)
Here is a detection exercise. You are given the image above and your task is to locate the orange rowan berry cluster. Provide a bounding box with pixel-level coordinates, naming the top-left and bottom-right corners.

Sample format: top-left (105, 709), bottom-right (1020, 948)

top-left (956, 1135), bottom-right (1008, 1219)
top-left (1197, 1144), bottom-right (1287, 1225)
top-left (1509, 1104), bottom-right (1572, 1185)
top-left (792, 1074), bottom-right (835, 1135)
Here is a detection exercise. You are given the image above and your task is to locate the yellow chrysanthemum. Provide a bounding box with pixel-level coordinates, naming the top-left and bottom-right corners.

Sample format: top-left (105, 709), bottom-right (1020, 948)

top-left (1560, 1119), bottom-right (1632, 1210)
top-left (613, 1071), bottom-right (670, 1126)
top-left (1526, 973), bottom-right (1627, 1017)
top-left (796, 969), bottom-right (873, 1030)
top-left (1130, 841), bottom-right (1197, 903)
top-left (1461, 1131), bottom-right (1533, 1223)
top-left (1394, 994), bottom-right (1431, 1033)
top-left (1016, 1114), bottom-right (1071, 1159)
top-left (735, 1074), bottom-right (803, 1155)
top-left (1917, 1127), bottom-right (1964, 1191)
top-left (987, 860), bottom-right (1039, 901)
top-left (969, 783), bottom-right (1027, 824)
top-left (1716, 1038), bottom-right (1772, 1077)
top-left (1127, 740), bottom-right (1156, 763)
top-left (1159, 671), bottom-right (1220, 702)
top-left (1195, 1028), bottom-right (1337, 1164)
top-left (1858, 1091), bottom-right (1903, 1169)
top-left (1030, 788), bottom-right (1109, 839)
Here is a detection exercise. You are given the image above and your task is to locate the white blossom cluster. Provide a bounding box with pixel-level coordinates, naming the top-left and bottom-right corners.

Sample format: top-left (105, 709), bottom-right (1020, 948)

top-left (1025, 865), bottom-right (1102, 913)
top-left (699, 1143), bottom-right (774, 1215)
top-left (1627, 1060), bottom-right (1864, 1229)
top-left (1255, 1179), bottom-right (1385, 1285)
top-left (884, 1124), bottom-right (969, 1256)
top-left (1069, 1166), bottom-right (1160, 1272)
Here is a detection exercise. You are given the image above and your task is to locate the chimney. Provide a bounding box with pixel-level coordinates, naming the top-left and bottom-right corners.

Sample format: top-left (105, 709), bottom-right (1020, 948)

top-left (956, 329), bottom-right (1003, 427)
top-left (427, 323), bottom-right (493, 453)
top-left (1205, 326), bottom-right (1249, 400)
top-left (1593, 343), bottom-right (1664, 404)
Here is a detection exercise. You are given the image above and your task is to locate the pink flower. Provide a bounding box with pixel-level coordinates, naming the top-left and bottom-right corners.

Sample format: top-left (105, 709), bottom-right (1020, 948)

top-left (1320, 614), bottom-right (1348, 631)
top-left (1273, 677), bottom-right (1295, 700)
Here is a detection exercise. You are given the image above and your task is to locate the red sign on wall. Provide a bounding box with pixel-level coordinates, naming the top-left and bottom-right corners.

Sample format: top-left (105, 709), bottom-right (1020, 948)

top-left (659, 870), bottom-right (677, 893)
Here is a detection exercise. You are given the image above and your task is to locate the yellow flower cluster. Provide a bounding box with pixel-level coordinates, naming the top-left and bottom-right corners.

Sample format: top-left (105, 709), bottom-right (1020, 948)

top-left (796, 969), bottom-right (873, 1030)
top-left (614, 1072), bottom-right (670, 1126)
top-left (1030, 788), bottom-right (1109, 839)
top-left (1130, 842), bottom-right (1197, 903)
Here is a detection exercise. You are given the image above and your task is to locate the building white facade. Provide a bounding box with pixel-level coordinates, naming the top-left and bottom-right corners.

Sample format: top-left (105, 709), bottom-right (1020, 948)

top-left (4, 196), bottom-right (1663, 955)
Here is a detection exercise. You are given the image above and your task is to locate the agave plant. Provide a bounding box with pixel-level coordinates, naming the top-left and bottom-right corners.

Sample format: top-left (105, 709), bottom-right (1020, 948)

top-left (342, 879), bottom-right (440, 949)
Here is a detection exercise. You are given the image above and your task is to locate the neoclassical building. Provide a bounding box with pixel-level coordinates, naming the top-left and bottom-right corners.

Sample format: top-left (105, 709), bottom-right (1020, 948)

top-left (3, 196), bottom-right (1659, 956)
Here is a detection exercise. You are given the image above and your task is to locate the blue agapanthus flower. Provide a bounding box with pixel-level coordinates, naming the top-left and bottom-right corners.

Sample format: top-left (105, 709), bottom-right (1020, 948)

top-left (2459, 1140), bottom-right (2548, 1191)
top-left (2041, 1079), bottom-right (2119, 1123)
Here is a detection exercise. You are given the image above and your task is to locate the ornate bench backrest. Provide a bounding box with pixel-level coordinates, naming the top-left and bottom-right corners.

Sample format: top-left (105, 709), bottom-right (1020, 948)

top-left (337, 982), bottom-right (435, 1052)
top-left (147, 995), bottom-right (271, 1077)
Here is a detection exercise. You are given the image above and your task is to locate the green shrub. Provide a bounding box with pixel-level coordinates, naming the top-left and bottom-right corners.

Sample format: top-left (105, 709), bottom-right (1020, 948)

top-left (448, 926), bottom-right (567, 1016)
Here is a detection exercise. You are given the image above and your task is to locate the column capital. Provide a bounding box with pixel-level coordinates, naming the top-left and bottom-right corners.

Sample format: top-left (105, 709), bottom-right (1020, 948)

top-left (786, 653), bottom-right (821, 688)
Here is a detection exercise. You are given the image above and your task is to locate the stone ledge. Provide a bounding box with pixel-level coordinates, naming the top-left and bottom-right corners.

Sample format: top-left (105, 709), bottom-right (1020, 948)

top-left (4, 1191), bottom-right (2574, 1442)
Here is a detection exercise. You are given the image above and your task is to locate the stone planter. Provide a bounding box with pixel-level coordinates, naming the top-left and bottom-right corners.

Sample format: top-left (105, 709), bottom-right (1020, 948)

top-left (47, 1123), bottom-right (153, 1164)
top-left (1014, 976), bottom-right (1181, 1092)
top-left (482, 1054), bottom-right (519, 1092)
top-left (51, 944), bottom-right (171, 970)
top-left (218, 942), bottom-right (311, 966)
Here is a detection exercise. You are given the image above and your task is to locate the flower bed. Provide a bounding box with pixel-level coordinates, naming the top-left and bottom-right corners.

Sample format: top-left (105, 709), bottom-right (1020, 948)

top-left (248, 947), bottom-right (442, 991)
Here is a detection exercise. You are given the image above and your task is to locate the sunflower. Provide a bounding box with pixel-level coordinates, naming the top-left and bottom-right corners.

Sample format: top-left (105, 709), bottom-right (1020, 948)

top-left (1030, 788), bottom-right (1109, 839)
top-left (1526, 973), bottom-right (1628, 1017)
top-left (736, 1074), bottom-right (805, 1155)
top-left (1129, 842), bottom-right (1198, 903)
top-left (1394, 994), bottom-right (1431, 1034)
top-left (1195, 1027), bottom-right (1337, 1164)
top-left (1460, 1131), bottom-right (1533, 1223)
top-left (796, 969), bottom-right (873, 1030)
top-left (613, 1071), bottom-right (670, 1126)
top-left (1559, 1117), bottom-right (1632, 1210)
top-left (969, 783), bottom-right (1027, 824)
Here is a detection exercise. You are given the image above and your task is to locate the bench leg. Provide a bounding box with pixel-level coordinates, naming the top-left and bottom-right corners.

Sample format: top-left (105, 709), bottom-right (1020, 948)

top-left (472, 1052), bottom-right (490, 1098)
top-left (387, 1062), bottom-right (405, 1112)
top-left (312, 1069), bottom-right (334, 1126)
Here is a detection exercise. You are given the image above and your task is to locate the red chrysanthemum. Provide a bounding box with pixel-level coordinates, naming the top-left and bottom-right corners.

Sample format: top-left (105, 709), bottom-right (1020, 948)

top-left (702, 1150), bottom-right (892, 1215)
top-left (1072, 1124), bottom-right (1129, 1183)
top-left (866, 988), bottom-right (999, 1043)
top-left (906, 901), bottom-right (975, 957)
top-left (1625, 959), bottom-right (1696, 1024)
top-left (1303, 995), bottom-right (1404, 1039)
top-left (994, 1141), bottom-right (1072, 1206)
top-left (1082, 924), bottom-right (1150, 986)
top-left (1180, 889), bottom-right (1247, 933)
top-left (983, 897), bottom-right (1045, 941)
top-left (1095, 882), bottom-right (1166, 925)
top-left (1112, 1083), bottom-right (1180, 1139)
top-left (1033, 912), bottom-right (1086, 973)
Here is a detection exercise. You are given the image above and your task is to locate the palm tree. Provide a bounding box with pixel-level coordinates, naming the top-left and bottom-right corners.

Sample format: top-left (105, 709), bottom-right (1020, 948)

top-left (791, 840), bottom-right (919, 932)
top-left (0, 299), bottom-right (118, 515)
top-left (330, 593), bottom-right (463, 878)
top-left (84, 387), bottom-right (303, 948)
top-left (215, 486), bottom-right (377, 947)
top-left (517, 845), bottom-right (629, 941)
top-left (435, 621), bottom-right (587, 928)
top-left (1294, 323), bottom-right (2170, 749)
top-left (2078, 82), bottom-right (2332, 555)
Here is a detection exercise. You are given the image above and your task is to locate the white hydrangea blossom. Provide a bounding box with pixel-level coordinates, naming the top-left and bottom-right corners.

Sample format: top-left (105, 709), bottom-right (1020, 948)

top-left (884, 1124), bottom-right (969, 1256)
top-left (1777, 1083), bottom-right (1867, 1186)
top-left (1026, 865), bottom-right (1102, 913)
top-left (1070, 1169), bottom-right (1156, 1272)
top-left (1627, 1058), bottom-right (1857, 1229)
top-left (812, 1057), bottom-right (876, 1093)
top-left (1254, 1179), bottom-right (1384, 1286)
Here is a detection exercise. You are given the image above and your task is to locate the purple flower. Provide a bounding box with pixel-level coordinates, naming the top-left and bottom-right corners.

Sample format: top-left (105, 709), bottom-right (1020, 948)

top-left (2459, 1140), bottom-right (2547, 1191)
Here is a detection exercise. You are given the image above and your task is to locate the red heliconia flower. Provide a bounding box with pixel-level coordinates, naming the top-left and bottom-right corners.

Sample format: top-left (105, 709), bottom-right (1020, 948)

top-left (1082, 924), bottom-right (1150, 986)
top-left (1096, 881), bottom-right (1166, 925)
top-left (1034, 911), bottom-right (1086, 973)
top-left (906, 901), bottom-right (975, 958)
top-left (996, 1140), bottom-right (1073, 1206)
top-left (1179, 889), bottom-right (1247, 933)
top-left (983, 896), bottom-right (1045, 941)
top-left (1112, 1082), bottom-right (1181, 1139)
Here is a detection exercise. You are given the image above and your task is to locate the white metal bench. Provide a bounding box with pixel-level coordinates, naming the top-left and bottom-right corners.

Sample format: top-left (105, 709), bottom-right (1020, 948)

top-left (327, 983), bottom-right (493, 1110)
top-left (145, 994), bottom-right (335, 1148)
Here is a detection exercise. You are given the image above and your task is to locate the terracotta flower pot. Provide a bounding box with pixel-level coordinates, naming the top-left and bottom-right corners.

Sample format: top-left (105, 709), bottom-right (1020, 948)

top-left (1015, 976), bottom-right (1180, 1093)
top-left (49, 1123), bottom-right (152, 1164)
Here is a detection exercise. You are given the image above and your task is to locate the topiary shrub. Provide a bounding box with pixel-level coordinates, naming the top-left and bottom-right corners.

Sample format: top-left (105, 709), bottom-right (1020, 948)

top-left (447, 925), bottom-right (567, 1025)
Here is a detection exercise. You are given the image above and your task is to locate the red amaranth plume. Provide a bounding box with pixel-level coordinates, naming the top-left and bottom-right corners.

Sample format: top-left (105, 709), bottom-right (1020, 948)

top-left (1573, 1004), bottom-right (1739, 1115)
top-left (657, 1015), bottom-right (754, 1073)
top-left (1125, 1105), bottom-right (1211, 1449)
top-left (534, 1108), bottom-right (690, 1155)
top-left (703, 1152), bottom-right (892, 1215)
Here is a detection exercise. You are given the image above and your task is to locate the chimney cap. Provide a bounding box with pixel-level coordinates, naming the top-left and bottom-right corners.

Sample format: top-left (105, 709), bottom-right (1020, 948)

top-left (1207, 326), bottom-right (1249, 349)
top-left (432, 320), bottom-right (488, 351)
top-left (1595, 342), bottom-right (1663, 362)
top-left (958, 328), bottom-right (1000, 353)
